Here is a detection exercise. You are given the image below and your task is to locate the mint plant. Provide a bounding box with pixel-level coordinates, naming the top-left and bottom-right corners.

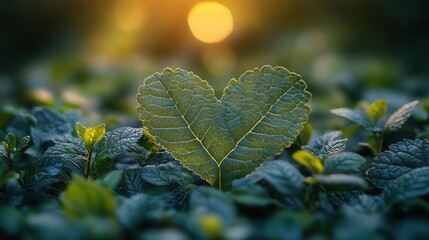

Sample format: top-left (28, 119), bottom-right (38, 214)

top-left (136, 66), bottom-right (312, 190)
top-left (331, 99), bottom-right (419, 155)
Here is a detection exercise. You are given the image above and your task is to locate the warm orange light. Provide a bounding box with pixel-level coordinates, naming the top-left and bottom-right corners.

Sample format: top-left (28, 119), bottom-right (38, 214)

top-left (188, 2), bottom-right (233, 43)
top-left (114, 0), bottom-right (147, 32)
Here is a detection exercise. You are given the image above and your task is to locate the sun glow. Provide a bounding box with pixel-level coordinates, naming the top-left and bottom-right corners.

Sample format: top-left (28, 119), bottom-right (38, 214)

top-left (187, 2), bottom-right (234, 43)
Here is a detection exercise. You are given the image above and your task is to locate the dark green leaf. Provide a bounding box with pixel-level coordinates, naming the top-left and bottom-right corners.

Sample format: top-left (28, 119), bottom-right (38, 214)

top-left (29, 107), bottom-right (73, 157)
top-left (366, 139), bottom-right (429, 188)
top-left (257, 160), bottom-right (305, 195)
top-left (324, 152), bottom-right (366, 174)
top-left (330, 108), bottom-right (376, 131)
top-left (385, 100), bottom-right (419, 131)
top-left (95, 127), bottom-right (143, 159)
top-left (117, 193), bottom-right (164, 229)
top-left (383, 167), bottom-right (429, 205)
top-left (5, 133), bottom-right (16, 151)
top-left (96, 170), bottom-right (123, 190)
top-left (141, 162), bottom-right (194, 188)
top-left (302, 131), bottom-right (348, 159)
top-left (16, 135), bottom-right (31, 152)
top-left (121, 168), bottom-right (145, 197)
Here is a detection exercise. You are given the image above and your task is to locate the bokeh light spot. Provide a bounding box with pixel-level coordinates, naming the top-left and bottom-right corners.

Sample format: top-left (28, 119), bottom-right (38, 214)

top-left (188, 2), bottom-right (234, 43)
top-left (114, 0), bottom-right (147, 32)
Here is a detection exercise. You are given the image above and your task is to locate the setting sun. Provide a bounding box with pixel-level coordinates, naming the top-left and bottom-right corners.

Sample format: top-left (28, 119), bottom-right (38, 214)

top-left (187, 2), bottom-right (234, 43)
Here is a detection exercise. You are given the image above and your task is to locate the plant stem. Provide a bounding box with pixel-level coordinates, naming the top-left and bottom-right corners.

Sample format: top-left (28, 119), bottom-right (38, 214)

top-left (85, 148), bottom-right (93, 179)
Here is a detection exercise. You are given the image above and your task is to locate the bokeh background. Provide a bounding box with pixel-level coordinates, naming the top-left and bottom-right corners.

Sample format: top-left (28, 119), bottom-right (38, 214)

top-left (1, 0), bottom-right (428, 128)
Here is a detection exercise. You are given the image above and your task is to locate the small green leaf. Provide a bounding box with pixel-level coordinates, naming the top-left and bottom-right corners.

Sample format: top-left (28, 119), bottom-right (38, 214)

top-left (141, 162), bottom-right (194, 187)
top-left (292, 150), bottom-right (323, 173)
top-left (96, 170), bottom-right (123, 190)
top-left (76, 122), bottom-right (87, 141)
top-left (302, 131), bottom-right (348, 160)
top-left (95, 127), bottom-right (143, 159)
top-left (323, 152), bottom-right (366, 174)
top-left (367, 139), bottom-right (429, 188)
top-left (83, 123), bottom-right (106, 150)
top-left (367, 99), bottom-right (387, 124)
top-left (16, 136), bottom-right (31, 152)
top-left (256, 160), bottom-right (305, 195)
top-left (5, 133), bottom-right (16, 152)
top-left (330, 108), bottom-right (375, 131)
top-left (384, 100), bottom-right (419, 131)
top-left (61, 174), bottom-right (117, 221)
top-left (383, 167), bottom-right (429, 205)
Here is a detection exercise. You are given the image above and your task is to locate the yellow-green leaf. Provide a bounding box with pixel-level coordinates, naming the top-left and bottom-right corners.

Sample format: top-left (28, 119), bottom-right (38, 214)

top-left (61, 174), bottom-right (116, 221)
top-left (83, 123), bottom-right (106, 150)
top-left (137, 66), bottom-right (311, 190)
top-left (292, 150), bottom-right (323, 173)
top-left (367, 99), bottom-right (387, 124)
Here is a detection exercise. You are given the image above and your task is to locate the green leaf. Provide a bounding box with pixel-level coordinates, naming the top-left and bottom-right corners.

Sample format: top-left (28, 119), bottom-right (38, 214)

top-left (28, 107), bottom-right (73, 157)
top-left (141, 162), bottom-right (195, 187)
top-left (83, 123), bottom-right (106, 150)
top-left (96, 170), bottom-right (123, 190)
top-left (292, 150), bottom-right (323, 173)
top-left (256, 160), bottom-right (305, 195)
top-left (95, 127), bottom-right (143, 159)
top-left (323, 152), bottom-right (366, 174)
top-left (302, 131), bottom-right (348, 160)
top-left (76, 122), bottom-right (87, 140)
top-left (367, 99), bottom-right (387, 124)
top-left (383, 167), bottom-right (429, 205)
top-left (136, 66), bottom-right (311, 190)
top-left (313, 174), bottom-right (369, 191)
top-left (330, 108), bottom-right (375, 130)
top-left (117, 194), bottom-right (164, 229)
top-left (384, 100), bottom-right (419, 131)
top-left (121, 168), bottom-right (145, 197)
top-left (61, 174), bottom-right (117, 221)
top-left (366, 139), bottom-right (429, 189)
top-left (5, 133), bottom-right (16, 152)
top-left (16, 136), bottom-right (31, 152)
top-left (91, 157), bottom-right (114, 179)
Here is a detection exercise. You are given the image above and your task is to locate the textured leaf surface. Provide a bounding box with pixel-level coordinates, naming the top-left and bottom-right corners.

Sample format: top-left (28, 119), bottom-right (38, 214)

top-left (385, 100), bottom-right (419, 131)
top-left (303, 131), bottom-right (348, 160)
top-left (366, 139), bottom-right (429, 188)
top-left (383, 167), bottom-right (429, 205)
top-left (324, 152), bottom-right (366, 174)
top-left (257, 160), bottom-right (305, 195)
top-left (367, 99), bottom-right (387, 124)
top-left (137, 66), bottom-right (311, 190)
top-left (330, 108), bottom-right (376, 131)
top-left (140, 162), bottom-right (194, 187)
top-left (95, 127), bottom-right (143, 159)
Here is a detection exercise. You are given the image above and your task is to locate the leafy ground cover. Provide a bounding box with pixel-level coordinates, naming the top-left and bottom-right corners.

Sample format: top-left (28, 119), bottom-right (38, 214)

top-left (1, 66), bottom-right (429, 240)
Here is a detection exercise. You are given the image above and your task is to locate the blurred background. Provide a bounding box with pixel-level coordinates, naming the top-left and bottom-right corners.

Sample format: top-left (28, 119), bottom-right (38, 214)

top-left (1, 0), bottom-right (428, 128)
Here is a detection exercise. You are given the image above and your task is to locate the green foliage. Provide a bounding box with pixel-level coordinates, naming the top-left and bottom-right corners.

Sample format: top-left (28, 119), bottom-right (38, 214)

top-left (136, 66), bottom-right (311, 190)
top-left (331, 100), bottom-right (419, 155)
top-left (0, 67), bottom-right (428, 239)
top-left (61, 174), bottom-right (117, 221)
top-left (367, 139), bottom-right (429, 188)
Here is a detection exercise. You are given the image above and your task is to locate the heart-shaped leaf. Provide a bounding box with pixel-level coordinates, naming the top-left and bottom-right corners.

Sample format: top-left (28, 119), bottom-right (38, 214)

top-left (136, 66), bottom-right (311, 190)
